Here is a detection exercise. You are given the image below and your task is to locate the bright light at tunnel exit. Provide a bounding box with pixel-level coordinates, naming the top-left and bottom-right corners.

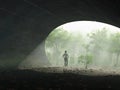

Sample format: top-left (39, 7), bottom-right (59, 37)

top-left (62, 21), bottom-right (120, 34)
top-left (45, 21), bottom-right (120, 68)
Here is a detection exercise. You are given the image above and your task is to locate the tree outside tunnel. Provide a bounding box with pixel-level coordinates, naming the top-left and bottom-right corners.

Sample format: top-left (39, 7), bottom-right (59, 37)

top-left (45, 21), bottom-right (120, 69)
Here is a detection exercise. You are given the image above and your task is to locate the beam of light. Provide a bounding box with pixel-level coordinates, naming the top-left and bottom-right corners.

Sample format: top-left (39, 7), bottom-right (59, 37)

top-left (18, 41), bottom-right (50, 69)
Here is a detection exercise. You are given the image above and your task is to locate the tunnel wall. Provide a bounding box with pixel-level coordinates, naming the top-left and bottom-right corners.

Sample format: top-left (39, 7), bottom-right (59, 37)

top-left (0, 0), bottom-right (120, 69)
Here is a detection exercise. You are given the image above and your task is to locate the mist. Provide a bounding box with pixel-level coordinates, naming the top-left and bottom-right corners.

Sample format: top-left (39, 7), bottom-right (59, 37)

top-left (18, 42), bottom-right (50, 69)
top-left (45, 21), bottom-right (120, 70)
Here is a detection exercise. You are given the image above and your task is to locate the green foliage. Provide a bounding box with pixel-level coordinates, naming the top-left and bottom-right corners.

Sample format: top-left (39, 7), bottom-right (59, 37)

top-left (45, 25), bottom-right (120, 68)
top-left (109, 32), bottom-right (120, 66)
top-left (46, 27), bottom-right (71, 48)
top-left (109, 32), bottom-right (120, 53)
top-left (78, 54), bottom-right (93, 68)
top-left (45, 27), bottom-right (75, 66)
top-left (85, 54), bottom-right (93, 64)
top-left (88, 28), bottom-right (108, 50)
top-left (78, 55), bottom-right (85, 63)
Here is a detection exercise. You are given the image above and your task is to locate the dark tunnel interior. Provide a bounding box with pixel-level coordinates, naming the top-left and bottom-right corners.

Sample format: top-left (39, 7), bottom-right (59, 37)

top-left (0, 0), bottom-right (120, 69)
top-left (0, 0), bottom-right (120, 89)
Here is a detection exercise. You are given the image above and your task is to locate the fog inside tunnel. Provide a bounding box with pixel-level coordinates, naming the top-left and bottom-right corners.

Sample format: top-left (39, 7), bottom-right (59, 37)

top-left (18, 42), bottom-right (50, 69)
top-left (45, 21), bottom-right (120, 69)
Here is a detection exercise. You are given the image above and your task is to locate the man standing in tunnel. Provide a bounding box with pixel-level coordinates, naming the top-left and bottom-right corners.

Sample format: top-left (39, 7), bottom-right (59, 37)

top-left (63, 50), bottom-right (69, 67)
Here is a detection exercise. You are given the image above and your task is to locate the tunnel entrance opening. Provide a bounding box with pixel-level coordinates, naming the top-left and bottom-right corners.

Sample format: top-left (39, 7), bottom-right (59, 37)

top-left (45, 21), bottom-right (120, 71)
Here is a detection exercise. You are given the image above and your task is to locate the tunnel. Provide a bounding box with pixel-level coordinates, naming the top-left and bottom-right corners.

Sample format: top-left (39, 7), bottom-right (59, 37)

top-left (0, 0), bottom-right (120, 69)
top-left (1, 0), bottom-right (120, 90)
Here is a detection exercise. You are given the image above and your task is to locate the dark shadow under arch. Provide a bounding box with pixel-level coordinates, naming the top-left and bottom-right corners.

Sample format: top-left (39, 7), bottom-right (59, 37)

top-left (0, 0), bottom-right (120, 69)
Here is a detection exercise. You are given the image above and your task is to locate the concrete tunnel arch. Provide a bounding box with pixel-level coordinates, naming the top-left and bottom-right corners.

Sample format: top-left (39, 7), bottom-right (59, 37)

top-left (0, 0), bottom-right (120, 69)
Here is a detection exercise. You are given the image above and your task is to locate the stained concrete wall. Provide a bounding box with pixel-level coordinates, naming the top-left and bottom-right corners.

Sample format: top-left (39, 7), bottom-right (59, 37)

top-left (0, 0), bottom-right (119, 69)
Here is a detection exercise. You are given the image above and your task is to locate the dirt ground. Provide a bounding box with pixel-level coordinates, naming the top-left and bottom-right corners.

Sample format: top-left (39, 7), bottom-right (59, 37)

top-left (0, 67), bottom-right (120, 90)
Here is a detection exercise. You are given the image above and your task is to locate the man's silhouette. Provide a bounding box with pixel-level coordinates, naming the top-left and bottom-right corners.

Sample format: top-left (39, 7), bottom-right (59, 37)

top-left (63, 50), bottom-right (69, 66)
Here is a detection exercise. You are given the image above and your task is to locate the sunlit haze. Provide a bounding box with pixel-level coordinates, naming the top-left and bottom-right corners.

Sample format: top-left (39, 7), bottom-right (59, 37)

top-left (62, 21), bottom-right (120, 34)
top-left (45, 21), bottom-right (120, 68)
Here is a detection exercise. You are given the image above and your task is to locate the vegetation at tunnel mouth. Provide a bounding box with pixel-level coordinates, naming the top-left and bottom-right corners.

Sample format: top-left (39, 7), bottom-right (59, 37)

top-left (45, 21), bottom-right (120, 69)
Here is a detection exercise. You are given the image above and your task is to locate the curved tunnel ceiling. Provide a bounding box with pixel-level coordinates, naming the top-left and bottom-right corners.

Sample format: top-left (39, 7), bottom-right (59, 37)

top-left (0, 0), bottom-right (120, 69)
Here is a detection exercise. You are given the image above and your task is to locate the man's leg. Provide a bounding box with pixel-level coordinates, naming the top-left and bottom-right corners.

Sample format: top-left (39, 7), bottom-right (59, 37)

top-left (65, 59), bottom-right (68, 66)
top-left (64, 59), bottom-right (67, 66)
top-left (64, 59), bottom-right (66, 66)
top-left (66, 59), bottom-right (68, 66)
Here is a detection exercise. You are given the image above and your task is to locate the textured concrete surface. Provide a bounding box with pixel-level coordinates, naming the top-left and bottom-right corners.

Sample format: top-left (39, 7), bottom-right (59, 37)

top-left (0, 0), bottom-right (120, 68)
